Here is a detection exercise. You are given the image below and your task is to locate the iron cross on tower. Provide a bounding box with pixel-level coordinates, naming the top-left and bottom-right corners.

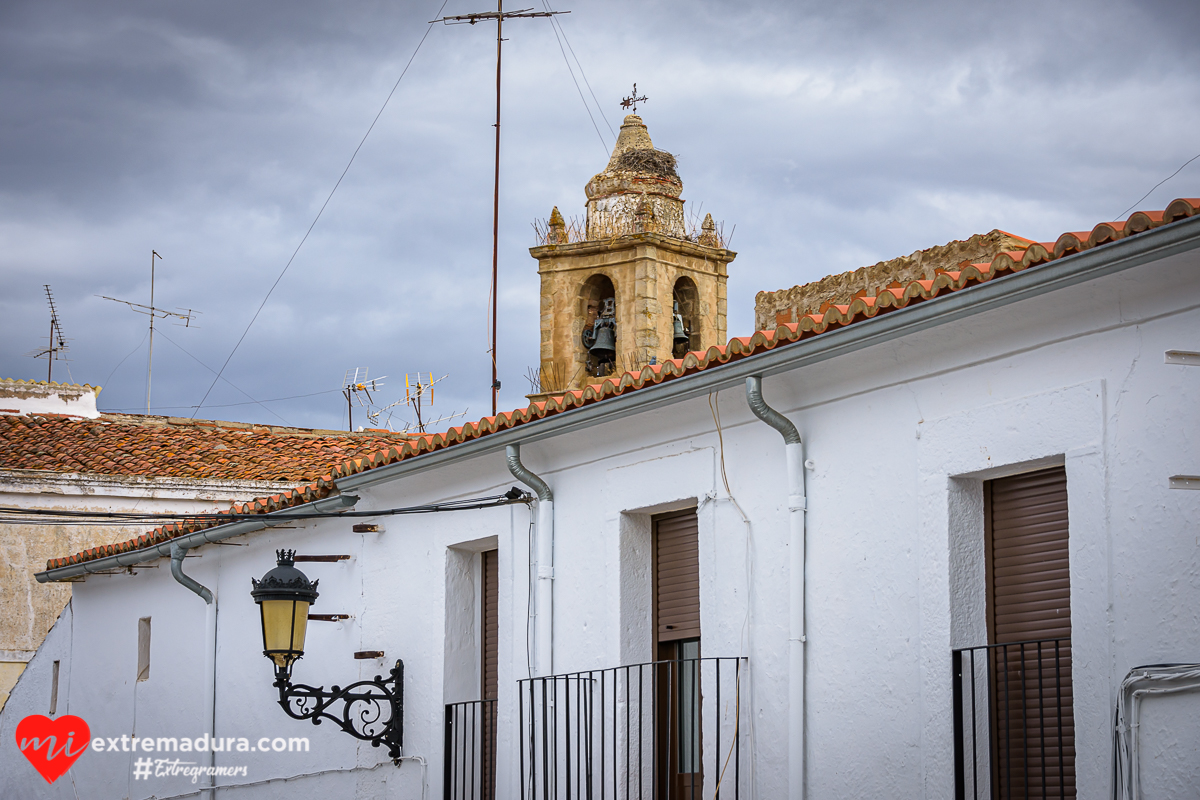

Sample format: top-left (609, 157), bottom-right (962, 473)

top-left (620, 83), bottom-right (648, 113)
top-left (433, 2), bottom-right (569, 416)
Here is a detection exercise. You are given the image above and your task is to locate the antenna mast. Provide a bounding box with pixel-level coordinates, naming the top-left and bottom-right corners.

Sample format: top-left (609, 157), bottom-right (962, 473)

top-left (342, 368), bottom-right (387, 432)
top-left (98, 250), bottom-right (200, 414)
top-left (27, 285), bottom-right (70, 383)
top-left (432, 3), bottom-right (569, 416)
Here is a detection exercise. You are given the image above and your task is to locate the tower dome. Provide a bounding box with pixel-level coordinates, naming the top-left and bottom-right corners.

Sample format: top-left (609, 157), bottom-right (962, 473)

top-left (584, 115), bottom-right (685, 240)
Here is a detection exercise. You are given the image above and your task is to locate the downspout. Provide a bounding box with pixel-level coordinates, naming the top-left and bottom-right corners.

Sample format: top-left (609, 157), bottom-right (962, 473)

top-left (171, 542), bottom-right (217, 800)
top-left (745, 376), bottom-right (806, 800)
top-left (506, 443), bottom-right (554, 677)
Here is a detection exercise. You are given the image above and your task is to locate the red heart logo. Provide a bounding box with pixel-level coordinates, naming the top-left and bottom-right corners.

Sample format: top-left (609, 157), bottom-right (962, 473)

top-left (15, 714), bottom-right (90, 783)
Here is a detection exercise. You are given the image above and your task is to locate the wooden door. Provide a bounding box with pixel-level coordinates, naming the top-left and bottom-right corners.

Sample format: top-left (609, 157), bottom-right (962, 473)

top-left (653, 511), bottom-right (702, 799)
top-left (986, 467), bottom-right (1075, 798)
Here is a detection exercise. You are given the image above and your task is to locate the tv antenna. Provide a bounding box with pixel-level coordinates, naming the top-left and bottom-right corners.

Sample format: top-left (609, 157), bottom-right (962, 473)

top-left (432, 2), bottom-right (569, 417)
top-left (342, 368), bottom-right (387, 432)
top-left (620, 83), bottom-right (648, 113)
top-left (365, 372), bottom-right (468, 434)
top-left (26, 285), bottom-right (71, 383)
top-left (98, 250), bottom-right (200, 414)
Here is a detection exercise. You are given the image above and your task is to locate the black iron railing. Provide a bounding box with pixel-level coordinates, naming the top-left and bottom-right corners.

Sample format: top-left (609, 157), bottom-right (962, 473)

top-left (445, 699), bottom-right (497, 800)
top-left (952, 638), bottom-right (1075, 799)
top-left (518, 657), bottom-right (747, 799)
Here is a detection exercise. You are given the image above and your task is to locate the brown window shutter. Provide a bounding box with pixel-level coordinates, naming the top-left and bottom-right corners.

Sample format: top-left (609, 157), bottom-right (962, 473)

top-left (654, 511), bottom-right (701, 643)
top-left (481, 549), bottom-right (499, 700)
top-left (987, 467), bottom-right (1071, 644)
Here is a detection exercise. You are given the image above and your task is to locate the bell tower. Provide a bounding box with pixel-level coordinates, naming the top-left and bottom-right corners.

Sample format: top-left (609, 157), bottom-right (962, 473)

top-left (529, 114), bottom-right (736, 396)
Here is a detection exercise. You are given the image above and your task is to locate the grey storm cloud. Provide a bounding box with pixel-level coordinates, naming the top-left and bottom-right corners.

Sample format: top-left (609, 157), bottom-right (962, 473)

top-left (2, 0), bottom-right (1198, 429)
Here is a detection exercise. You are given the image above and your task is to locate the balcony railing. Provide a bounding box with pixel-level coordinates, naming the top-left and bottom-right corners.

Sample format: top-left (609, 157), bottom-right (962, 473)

top-left (952, 638), bottom-right (1075, 799)
top-left (445, 699), bottom-right (497, 800)
top-left (519, 656), bottom-right (747, 799)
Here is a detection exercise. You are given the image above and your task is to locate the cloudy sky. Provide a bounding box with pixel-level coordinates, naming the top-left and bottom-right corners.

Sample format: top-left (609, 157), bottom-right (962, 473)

top-left (2, 0), bottom-right (1198, 431)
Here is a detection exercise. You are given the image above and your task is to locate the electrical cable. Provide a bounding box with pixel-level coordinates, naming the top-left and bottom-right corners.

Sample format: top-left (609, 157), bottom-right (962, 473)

top-left (155, 328), bottom-right (291, 425)
top-left (2, 489), bottom-right (530, 526)
top-left (540, 0), bottom-right (609, 154)
top-left (101, 330), bottom-right (149, 389)
top-left (708, 390), bottom-right (757, 797)
top-left (542, 2), bottom-right (615, 139)
top-left (104, 388), bottom-right (342, 413)
top-left (1116, 151), bottom-right (1200, 222)
top-left (191, 0), bottom-right (451, 419)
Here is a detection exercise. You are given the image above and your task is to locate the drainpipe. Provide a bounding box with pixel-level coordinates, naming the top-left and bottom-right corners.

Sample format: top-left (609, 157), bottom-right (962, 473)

top-left (745, 376), bottom-right (806, 800)
top-left (171, 542), bottom-right (217, 800)
top-left (506, 443), bottom-right (554, 677)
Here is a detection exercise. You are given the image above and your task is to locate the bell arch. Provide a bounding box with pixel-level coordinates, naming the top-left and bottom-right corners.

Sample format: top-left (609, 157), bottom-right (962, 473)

top-left (672, 276), bottom-right (700, 357)
top-left (579, 274), bottom-right (618, 377)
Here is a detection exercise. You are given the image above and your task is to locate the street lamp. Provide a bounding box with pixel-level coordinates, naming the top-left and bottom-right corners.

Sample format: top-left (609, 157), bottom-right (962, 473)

top-left (250, 549), bottom-right (318, 676)
top-left (251, 550), bottom-right (404, 759)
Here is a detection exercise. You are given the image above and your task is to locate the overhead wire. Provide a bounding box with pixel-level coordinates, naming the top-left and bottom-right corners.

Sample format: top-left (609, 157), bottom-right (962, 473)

top-left (1116, 151), bottom-right (1200, 222)
top-left (104, 388), bottom-right (342, 414)
top-left (542, 1), bottom-right (615, 140)
top-left (101, 330), bottom-right (149, 389)
top-left (191, 0), bottom-right (451, 419)
top-left (155, 328), bottom-right (291, 425)
top-left (539, 0), bottom-right (609, 154)
top-left (2, 489), bottom-right (530, 527)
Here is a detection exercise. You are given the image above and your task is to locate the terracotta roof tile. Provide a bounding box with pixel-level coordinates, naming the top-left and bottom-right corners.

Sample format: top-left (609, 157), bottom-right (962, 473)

top-left (0, 413), bottom-right (420, 484)
top-left (43, 197), bottom-right (1200, 573)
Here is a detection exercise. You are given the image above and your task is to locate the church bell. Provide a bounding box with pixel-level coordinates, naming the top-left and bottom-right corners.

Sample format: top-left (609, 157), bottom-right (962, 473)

top-left (589, 324), bottom-right (616, 360)
top-left (672, 300), bottom-right (689, 349)
top-left (587, 297), bottom-right (617, 364)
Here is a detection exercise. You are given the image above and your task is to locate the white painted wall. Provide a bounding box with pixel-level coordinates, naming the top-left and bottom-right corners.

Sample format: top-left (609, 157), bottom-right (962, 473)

top-left (3, 246), bottom-right (1199, 798)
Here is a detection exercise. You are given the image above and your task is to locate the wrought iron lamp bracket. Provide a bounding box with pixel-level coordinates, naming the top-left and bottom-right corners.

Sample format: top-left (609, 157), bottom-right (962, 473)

top-left (273, 659), bottom-right (404, 761)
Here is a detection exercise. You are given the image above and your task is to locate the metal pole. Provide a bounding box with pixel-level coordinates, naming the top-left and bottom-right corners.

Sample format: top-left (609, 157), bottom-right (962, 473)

top-left (47, 314), bottom-right (54, 383)
top-left (490, 0), bottom-right (503, 417)
top-left (147, 250), bottom-right (160, 414)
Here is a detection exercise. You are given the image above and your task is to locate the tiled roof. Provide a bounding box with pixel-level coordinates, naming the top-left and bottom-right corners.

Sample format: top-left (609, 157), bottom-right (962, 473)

top-left (45, 197), bottom-right (1200, 573)
top-left (1, 412), bottom-right (419, 483)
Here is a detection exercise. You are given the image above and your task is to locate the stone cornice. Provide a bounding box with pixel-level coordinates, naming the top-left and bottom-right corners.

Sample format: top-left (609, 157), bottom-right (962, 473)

top-left (530, 232), bottom-right (736, 262)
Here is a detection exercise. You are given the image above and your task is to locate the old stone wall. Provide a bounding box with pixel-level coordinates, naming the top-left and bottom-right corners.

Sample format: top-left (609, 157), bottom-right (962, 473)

top-left (755, 229), bottom-right (1034, 330)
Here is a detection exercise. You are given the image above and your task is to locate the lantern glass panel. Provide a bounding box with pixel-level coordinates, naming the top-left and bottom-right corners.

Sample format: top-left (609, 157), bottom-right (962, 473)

top-left (261, 599), bottom-right (309, 666)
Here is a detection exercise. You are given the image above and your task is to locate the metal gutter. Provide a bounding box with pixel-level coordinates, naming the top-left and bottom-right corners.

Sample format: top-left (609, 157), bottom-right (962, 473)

top-left (506, 444), bottom-right (555, 676)
top-left (36, 493), bottom-right (359, 583)
top-left (339, 214), bottom-right (1200, 492)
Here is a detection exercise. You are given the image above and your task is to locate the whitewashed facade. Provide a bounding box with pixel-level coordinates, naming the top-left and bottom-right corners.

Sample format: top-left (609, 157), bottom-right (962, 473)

top-left (3, 214), bottom-right (1200, 799)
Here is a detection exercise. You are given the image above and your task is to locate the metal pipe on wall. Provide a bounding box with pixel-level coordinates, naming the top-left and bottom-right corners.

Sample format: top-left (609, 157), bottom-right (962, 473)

top-left (171, 542), bottom-right (218, 800)
top-left (505, 443), bottom-right (554, 677)
top-left (745, 375), bottom-right (806, 800)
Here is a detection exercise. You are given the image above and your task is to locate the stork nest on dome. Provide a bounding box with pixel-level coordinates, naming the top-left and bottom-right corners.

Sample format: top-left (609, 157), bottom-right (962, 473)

top-left (613, 148), bottom-right (679, 179)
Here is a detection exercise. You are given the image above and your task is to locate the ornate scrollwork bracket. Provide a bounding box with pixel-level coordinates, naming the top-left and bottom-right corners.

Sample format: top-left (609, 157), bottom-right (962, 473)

top-left (274, 660), bottom-right (404, 761)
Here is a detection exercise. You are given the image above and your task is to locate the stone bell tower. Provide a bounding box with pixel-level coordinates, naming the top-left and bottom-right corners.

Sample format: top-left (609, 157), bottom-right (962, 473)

top-left (529, 114), bottom-right (736, 396)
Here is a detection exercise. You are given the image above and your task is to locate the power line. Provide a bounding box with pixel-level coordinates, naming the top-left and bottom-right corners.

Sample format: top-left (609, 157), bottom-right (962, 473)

top-left (540, 1), bottom-right (609, 154)
top-left (101, 330), bottom-right (150, 389)
top-left (1, 489), bottom-right (529, 527)
top-left (191, 0), bottom-right (450, 418)
top-left (543, 1), bottom-right (615, 140)
top-left (1116, 151), bottom-right (1200, 222)
top-left (104, 389), bottom-right (342, 414)
top-left (155, 328), bottom-right (290, 425)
